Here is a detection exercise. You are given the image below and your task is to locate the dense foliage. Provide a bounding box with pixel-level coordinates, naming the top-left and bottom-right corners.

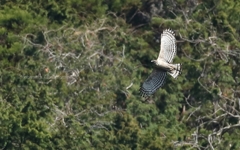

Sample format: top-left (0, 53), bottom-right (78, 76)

top-left (1, 0), bottom-right (240, 149)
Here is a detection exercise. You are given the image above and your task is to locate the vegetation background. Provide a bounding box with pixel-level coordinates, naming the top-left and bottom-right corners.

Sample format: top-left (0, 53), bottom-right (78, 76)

top-left (1, 0), bottom-right (240, 149)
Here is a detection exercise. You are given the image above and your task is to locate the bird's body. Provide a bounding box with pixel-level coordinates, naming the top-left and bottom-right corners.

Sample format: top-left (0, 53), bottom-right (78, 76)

top-left (153, 59), bottom-right (175, 71)
top-left (140, 29), bottom-right (181, 97)
top-left (152, 58), bottom-right (181, 78)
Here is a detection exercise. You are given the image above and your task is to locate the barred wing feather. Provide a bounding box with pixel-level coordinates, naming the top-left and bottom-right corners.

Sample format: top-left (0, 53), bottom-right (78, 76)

top-left (140, 69), bottom-right (167, 97)
top-left (158, 29), bottom-right (176, 63)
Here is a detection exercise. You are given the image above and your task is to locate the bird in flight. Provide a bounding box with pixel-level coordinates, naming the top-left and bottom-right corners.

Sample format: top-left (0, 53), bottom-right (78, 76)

top-left (140, 29), bottom-right (181, 97)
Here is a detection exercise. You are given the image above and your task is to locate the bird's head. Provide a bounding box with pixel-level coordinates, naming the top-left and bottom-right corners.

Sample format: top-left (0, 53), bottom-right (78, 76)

top-left (151, 60), bottom-right (157, 65)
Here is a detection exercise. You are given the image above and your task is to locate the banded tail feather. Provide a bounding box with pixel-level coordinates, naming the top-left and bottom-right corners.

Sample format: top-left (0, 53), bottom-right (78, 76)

top-left (168, 63), bottom-right (181, 78)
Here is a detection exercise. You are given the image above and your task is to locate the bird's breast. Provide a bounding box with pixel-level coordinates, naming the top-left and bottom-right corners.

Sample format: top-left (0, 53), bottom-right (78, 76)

top-left (156, 60), bottom-right (171, 71)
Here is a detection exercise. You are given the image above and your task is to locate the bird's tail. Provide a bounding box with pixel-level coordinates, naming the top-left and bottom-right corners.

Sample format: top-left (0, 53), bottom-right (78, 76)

top-left (168, 63), bottom-right (181, 78)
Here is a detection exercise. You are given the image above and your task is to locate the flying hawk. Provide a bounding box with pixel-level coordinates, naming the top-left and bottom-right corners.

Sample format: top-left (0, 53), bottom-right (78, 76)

top-left (140, 29), bottom-right (181, 97)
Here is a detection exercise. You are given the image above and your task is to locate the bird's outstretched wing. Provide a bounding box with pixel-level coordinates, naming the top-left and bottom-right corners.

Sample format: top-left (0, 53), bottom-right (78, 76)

top-left (158, 29), bottom-right (176, 63)
top-left (140, 69), bottom-right (167, 97)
